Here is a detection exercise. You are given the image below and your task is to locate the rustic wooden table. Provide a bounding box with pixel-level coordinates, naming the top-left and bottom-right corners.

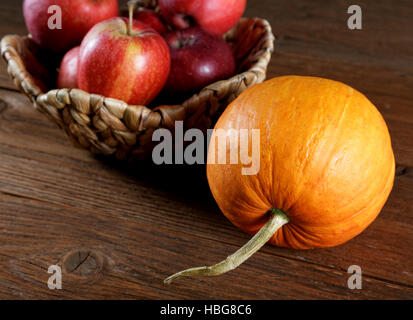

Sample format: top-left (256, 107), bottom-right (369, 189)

top-left (0, 0), bottom-right (412, 299)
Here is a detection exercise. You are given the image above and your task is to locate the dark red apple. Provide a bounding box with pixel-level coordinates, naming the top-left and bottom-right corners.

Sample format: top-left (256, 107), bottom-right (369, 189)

top-left (121, 9), bottom-right (167, 34)
top-left (57, 46), bottom-right (79, 89)
top-left (78, 18), bottom-right (171, 105)
top-left (23, 0), bottom-right (119, 52)
top-left (159, 0), bottom-right (246, 35)
top-left (163, 28), bottom-right (235, 95)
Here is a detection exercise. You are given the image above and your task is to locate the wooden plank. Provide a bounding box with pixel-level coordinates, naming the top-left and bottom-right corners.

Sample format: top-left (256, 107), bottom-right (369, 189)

top-left (0, 0), bottom-right (26, 91)
top-left (0, 192), bottom-right (410, 300)
top-left (247, 0), bottom-right (413, 71)
top-left (0, 1), bottom-right (26, 38)
top-left (0, 89), bottom-right (412, 294)
top-left (0, 0), bottom-right (412, 299)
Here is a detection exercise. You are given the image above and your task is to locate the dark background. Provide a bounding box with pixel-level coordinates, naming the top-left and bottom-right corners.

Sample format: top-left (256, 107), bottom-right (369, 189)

top-left (0, 0), bottom-right (411, 299)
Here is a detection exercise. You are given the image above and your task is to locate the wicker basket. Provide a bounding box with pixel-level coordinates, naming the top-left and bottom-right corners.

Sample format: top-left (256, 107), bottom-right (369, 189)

top-left (1, 2), bottom-right (274, 161)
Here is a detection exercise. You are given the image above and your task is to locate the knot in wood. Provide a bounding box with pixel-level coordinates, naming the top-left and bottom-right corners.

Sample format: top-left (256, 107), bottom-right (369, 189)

top-left (62, 249), bottom-right (103, 277)
top-left (0, 98), bottom-right (8, 114)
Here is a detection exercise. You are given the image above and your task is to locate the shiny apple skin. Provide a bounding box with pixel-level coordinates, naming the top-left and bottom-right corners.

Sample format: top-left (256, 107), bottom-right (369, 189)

top-left (78, 18), bottom-right (171, 105)
top-left (57, 46), bottom-right (80, 89)
top-left (23, 0), bottom-right (119, 52)
top-left (159, 0), bottom-right (246, 35)
top-left (163, 27), bottom-right (235, 95)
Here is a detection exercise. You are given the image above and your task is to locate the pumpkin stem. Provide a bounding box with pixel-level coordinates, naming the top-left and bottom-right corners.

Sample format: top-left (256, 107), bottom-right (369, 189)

top-left (164, 209), bottom-right (289, 284)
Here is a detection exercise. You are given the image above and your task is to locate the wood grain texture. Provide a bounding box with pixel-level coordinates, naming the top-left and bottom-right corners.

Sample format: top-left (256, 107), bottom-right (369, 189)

top-left (0, 0), bottom-right (412, 299)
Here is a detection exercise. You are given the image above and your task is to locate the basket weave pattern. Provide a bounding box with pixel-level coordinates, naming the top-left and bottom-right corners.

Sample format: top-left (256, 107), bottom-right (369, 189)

top-left (1, 3), bottom-right (274, 160)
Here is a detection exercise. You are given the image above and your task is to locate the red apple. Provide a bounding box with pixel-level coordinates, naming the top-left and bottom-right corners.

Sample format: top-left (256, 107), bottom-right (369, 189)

top-left (158, 0), bottom-right (246, 35)
top-left (121, 9), bottom-right (167, 34)
top-left (78, 18), bottom-right (171, 105)
top-left (57, 46), bottom-right (79, 89)
top-left (23, 0), bottom-right (119, 52)
top-left (163, 27), bottom-right (235, 95)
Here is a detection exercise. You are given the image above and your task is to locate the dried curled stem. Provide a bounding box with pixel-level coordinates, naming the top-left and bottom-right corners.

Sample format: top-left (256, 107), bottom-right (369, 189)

top-left (164, 209), bottom-right (289, 284)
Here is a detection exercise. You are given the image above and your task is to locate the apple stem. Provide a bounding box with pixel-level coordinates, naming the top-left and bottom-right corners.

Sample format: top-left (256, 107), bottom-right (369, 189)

top-left (164, 209), bottom-right (289, 284)
top-left (127, 0), bottom-right (138, 35)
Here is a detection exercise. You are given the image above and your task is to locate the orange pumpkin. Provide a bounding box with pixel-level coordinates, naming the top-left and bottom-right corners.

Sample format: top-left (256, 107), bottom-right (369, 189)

top-left (165, 76), bottom-right (395, 283)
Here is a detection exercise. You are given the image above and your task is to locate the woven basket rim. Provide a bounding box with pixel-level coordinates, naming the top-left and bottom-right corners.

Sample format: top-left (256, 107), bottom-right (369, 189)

top-left (1, 17), bottom-right (274, 119)
top-left (1, 14), bottom-right (275, 159)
